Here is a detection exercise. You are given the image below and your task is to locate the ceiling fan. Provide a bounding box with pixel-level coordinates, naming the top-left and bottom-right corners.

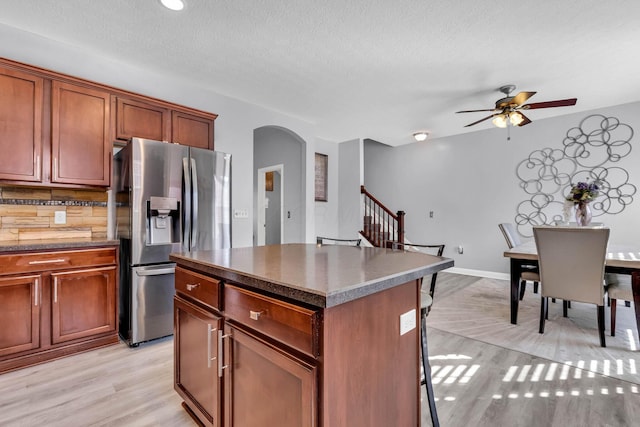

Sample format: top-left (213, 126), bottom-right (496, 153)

top-left (456, 85), bottom-right (577, 128)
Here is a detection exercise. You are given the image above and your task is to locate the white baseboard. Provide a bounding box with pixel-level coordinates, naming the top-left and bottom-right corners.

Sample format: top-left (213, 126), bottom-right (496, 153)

top-left (445, 267), bottom-right (509, 281)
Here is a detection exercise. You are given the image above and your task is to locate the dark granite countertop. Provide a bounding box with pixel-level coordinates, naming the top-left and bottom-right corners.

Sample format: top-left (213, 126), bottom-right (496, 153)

top-left (0, 238), bottom-right (119, 253)
top-left (170, 243), bottom-right (454, 308)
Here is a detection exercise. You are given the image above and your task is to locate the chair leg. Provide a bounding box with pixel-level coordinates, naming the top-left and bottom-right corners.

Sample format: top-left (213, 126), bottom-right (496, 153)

top-left (611, 298), bottom-right (617, 337)
top-left (598, 305), bottom-right (606, 347)
top-left (562, 300), bottom-right (568, 317)
top-left (421, 309), bottom-right (440, 427)
top-left (519, 280), bottom-right (526, 301)
top-left (539, 297), bottom-right (547, 333)
top-left (533, 281), bottom-right (539, 294)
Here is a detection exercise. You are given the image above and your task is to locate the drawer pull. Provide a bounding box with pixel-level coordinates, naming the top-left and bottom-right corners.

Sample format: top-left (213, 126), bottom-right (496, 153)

top-left (186, 283), bottom-right (200, 291)
top-left (249, 310), bottom-right (264, 321)
top-left (28, 258), bottom-right (67, 265)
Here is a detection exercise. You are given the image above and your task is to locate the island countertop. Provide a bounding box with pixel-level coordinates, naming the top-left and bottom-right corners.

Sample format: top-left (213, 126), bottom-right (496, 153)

top-left (170, 243), bottom-right (453, 308)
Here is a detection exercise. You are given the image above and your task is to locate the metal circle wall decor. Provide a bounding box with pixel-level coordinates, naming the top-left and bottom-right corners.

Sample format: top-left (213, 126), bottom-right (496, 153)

top-left (515, 114), bottom-right (636, 237)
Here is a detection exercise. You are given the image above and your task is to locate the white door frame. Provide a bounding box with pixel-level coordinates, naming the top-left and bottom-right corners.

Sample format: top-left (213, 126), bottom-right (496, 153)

top-left (257, 164), bottom-right (284, 245)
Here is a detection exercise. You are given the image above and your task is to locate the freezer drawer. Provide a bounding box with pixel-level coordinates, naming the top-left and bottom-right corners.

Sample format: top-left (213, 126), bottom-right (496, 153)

top-left (128, 264), bottom-right (176, 346)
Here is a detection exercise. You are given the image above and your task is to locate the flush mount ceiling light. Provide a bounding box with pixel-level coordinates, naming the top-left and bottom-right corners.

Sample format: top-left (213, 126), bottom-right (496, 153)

top-left (160, 0), bottom-right (185, 11)
top-left (413, 132), bottom-right (429, 142)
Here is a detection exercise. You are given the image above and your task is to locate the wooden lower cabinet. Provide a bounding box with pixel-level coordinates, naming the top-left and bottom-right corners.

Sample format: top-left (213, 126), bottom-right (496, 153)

top-left (223, 323), bottom-right (317, 427)
top-left (0, 274), bottom-right (41, 357)
top-left (174, 264), bottom-right (420, 427)
top-left (174, 296), bottom-right (222, 427)
top-left (0, 246), bottom-right (119, 374)
top-left (51, 266), bottom-right (116, 344)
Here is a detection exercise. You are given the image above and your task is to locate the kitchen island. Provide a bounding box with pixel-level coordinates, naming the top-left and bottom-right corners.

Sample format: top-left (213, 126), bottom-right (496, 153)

top-left (170, 243), bottom-right (453, 427)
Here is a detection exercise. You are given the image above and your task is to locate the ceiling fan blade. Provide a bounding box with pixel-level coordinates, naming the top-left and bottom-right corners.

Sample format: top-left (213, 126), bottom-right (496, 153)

top-left (516, 112), bottom-right (532, 126)
top-left (455, 108), bottom-right (499, 113)
top-left (510, 91), bottom-right (537, 107)
top-left (464, 114), bottom-right (497, 127)
top-left (522, 98), bottom-right (577, 110)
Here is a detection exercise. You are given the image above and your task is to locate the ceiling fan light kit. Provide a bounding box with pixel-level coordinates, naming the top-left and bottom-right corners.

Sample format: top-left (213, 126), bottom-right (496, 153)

top-left (456, 84), bottom-right (577, 129)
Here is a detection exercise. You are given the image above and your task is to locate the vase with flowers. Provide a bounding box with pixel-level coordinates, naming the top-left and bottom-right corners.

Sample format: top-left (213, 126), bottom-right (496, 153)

top-left (566, 181), bottom-right (599, 226)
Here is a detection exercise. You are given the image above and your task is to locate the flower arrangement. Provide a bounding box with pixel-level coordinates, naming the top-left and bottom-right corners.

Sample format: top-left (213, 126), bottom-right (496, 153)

top-left (566, 181), bottom-right (599, 205)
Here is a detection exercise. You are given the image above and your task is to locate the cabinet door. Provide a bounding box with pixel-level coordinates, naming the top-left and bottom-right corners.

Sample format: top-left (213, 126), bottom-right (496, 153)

top-left (50, 266), bottom-right (116, 344)
top-left (51, 81), bottom-right (111, 186)
top-left (0, 275), bottom-right (41, 357)
top-left (172, 110), bottom-right (214, 150)
top-left (115, 97), bottom-right (170, 142)
top-left (174, 296), bottom-right (222, 427)
top-left (0, 66), bottom-right (43, 182)
top-left (223, 323), bottom-right (317, 427)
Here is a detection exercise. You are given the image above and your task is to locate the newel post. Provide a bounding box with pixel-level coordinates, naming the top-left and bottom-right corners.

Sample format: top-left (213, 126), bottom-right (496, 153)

top-left (397, 211), bottom-right (405, 244)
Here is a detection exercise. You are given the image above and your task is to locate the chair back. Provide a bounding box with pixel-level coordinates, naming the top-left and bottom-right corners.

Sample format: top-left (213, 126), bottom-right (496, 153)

top-left (316, 236), bottom-right (361, 246)
top-left (533, 226), bottom-right (609, 305)
top-left (498, 223), bottom-right (522, 249)
top-left (391, 242), bottom-right (445, 299)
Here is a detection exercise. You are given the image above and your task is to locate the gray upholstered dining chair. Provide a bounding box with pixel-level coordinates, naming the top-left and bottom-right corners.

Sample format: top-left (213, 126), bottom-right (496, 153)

top-left (605, 273), bottom-right (634, 336)
top-left (533, 226), bottom-right (610, 347)
top-left (316, 236), bottom-right (362, 246)
top-left (499, 223), bottom-right (539, 299)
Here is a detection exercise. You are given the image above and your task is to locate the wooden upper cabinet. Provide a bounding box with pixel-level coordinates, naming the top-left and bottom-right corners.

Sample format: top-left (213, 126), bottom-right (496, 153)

top-left (114, 96), bottom-right (170, 142)
top-left (0, 66), bottom-right (44, 183)
top-left (172, 110), bottom-right (215, 150)
top-left (51, 81), bottom-right (111, 186)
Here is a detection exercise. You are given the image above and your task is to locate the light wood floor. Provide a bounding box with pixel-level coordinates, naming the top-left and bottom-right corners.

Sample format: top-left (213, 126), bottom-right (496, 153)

top-left (1, 272), bottom-right (639, 426)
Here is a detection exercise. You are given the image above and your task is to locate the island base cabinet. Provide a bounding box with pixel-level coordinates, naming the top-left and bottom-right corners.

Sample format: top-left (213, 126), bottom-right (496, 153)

top-left (223, 323), bottom-right (317, 427)
top-left (174, 296), bottom-right (222, 427)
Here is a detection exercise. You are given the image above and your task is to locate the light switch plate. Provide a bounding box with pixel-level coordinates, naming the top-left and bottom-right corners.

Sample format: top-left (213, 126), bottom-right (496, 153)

top-left (54, 211), bottom-right (66, 224)
top-left (399, 309), bottom-right (416, 335)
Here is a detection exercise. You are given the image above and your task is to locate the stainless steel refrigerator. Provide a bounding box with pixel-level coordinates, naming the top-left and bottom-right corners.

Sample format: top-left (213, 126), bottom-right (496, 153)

top-left (113, 137), bottom-right (231, 346)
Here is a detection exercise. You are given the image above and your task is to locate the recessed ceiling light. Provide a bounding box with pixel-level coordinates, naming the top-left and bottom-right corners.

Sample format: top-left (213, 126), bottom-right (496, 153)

top-left (413, 132), bottom-right (429, 142)
top-left (160, 0), bottom-right (185, 11)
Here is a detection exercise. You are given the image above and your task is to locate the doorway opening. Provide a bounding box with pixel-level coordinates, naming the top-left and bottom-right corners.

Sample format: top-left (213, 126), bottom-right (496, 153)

top-left (257, 164), bottom-right (284, 245)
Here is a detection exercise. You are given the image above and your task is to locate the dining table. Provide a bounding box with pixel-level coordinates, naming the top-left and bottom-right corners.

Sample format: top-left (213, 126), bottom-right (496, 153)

top-left (504, 241), bottom-right (640, 337)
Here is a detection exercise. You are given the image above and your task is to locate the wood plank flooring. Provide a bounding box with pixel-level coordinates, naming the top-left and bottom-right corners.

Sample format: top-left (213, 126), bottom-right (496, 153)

top-left (0, 272), bottom-right (638, 426)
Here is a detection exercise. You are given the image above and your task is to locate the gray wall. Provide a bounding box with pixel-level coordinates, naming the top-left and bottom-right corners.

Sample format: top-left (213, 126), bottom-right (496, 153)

top-left (254, 126), bottom-right (305, 244)
top-left (365, 102), bottom-right (640, 276)
top-left (338, 139), bottom-right (362, 239)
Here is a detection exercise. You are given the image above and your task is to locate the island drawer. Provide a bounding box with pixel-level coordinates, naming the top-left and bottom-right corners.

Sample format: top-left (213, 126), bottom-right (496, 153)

top-left (175, 266), bottom-right (221, 311)
top-left (0, 247), bottom-right (116, 276)
top-left (224, 284), bottom-right (320, 357)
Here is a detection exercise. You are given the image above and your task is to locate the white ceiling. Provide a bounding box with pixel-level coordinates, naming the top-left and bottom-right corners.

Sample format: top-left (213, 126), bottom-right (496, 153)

top-left (1, 0), bottom-right (639, 146)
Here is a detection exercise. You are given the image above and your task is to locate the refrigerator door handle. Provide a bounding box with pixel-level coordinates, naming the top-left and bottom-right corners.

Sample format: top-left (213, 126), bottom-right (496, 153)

top-left (135, 267), bottom-right (176, 276)
top-left (182, 157), bottom-right (191, 251)
top-left (191, 158), bottom-right (199, 250)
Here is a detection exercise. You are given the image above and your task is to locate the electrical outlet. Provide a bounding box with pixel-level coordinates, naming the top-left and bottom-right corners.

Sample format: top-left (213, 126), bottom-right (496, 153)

top-left (429, 211), bottom-right (434, 218)
top-left (399, 309), bottom-right (416, 335)
top-left (54, 211), bottom-right (66, 225)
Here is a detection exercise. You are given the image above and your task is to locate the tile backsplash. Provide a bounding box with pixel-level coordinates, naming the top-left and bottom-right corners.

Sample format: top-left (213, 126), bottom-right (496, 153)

top-left (0, 186), bottom-right (108, 241)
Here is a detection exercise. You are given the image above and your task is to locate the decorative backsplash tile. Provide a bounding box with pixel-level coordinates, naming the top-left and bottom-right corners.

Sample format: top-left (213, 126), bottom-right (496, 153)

top-left (0, 186), bottom-right (108, 241)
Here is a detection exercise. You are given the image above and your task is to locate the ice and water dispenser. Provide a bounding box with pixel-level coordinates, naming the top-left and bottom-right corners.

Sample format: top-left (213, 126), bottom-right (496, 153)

top-left (147, 196), bottom-right (180, 245)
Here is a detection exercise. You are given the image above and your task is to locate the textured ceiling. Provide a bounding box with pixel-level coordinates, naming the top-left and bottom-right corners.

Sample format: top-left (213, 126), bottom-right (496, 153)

top-left (1, 0), bottom-right (639, 146)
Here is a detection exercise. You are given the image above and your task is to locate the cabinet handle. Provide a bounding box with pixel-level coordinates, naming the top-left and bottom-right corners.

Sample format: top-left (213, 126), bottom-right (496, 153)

top-left (28, 258), bottom-right (66, 265)
top-left (207, 324), bottom-right (217, 368)
top-left (53, 277), bottom-right (58, 303)
top-left (186, 283), bottom-right (200, 291)
top-left (218, 330), bottom-right (231, 378)
top-left (249, 310), bottom-right (264, 321)
top-left (34, 278), bottom-right (39, 307)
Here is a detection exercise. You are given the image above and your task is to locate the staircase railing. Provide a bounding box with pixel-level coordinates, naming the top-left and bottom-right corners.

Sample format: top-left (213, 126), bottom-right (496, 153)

top-left (360, 185), bottom-right (405, 247)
